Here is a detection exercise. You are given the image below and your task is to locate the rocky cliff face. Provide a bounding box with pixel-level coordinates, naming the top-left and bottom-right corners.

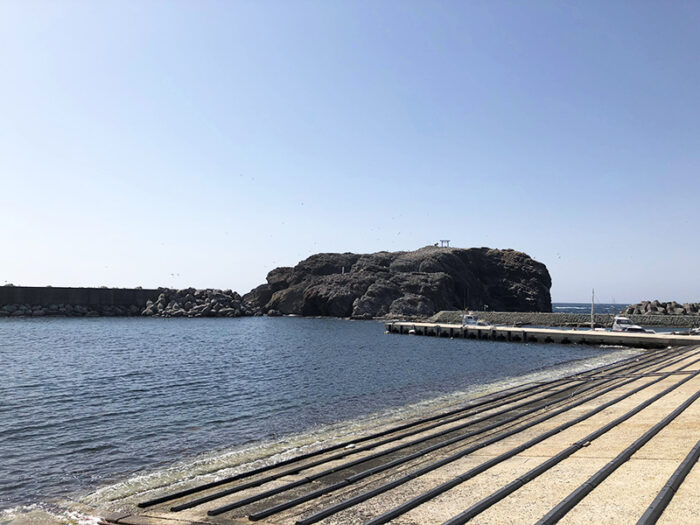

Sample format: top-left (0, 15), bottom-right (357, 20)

top-left (244, 246), bottom-right (552, 318)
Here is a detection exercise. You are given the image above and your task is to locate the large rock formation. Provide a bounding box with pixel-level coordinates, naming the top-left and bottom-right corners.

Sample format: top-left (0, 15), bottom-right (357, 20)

top-left (244, 246), bottom-right (552, 318)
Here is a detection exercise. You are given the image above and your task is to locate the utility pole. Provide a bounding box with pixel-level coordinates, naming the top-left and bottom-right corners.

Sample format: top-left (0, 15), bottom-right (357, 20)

top-left (591, 288), bottom-right (595, 330)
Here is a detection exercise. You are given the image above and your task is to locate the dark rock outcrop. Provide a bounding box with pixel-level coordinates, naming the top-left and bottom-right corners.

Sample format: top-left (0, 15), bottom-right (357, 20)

top-left (244, 246), bottom-right (552, 318)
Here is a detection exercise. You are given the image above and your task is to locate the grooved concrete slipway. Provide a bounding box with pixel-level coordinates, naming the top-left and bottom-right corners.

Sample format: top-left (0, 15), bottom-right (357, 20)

top-left (101, 346), bottom-right (700, 525)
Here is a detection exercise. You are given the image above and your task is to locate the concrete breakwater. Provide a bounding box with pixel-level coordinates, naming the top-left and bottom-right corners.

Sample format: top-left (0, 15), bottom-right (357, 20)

top-left (622, 299), bottom-right (700, 316)
top-left (0, 286), bottom-right (253, 318)
top-left (0, 286), bottom-right (159, 317)
top-left (429, 310), bottom-right (700, 327)
top-left (141, 288), bottom-right (253, 317)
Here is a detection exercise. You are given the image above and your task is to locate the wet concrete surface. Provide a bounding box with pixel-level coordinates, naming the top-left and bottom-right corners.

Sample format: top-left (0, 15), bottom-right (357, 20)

top-left (101, 346), bottom-right (700, 525)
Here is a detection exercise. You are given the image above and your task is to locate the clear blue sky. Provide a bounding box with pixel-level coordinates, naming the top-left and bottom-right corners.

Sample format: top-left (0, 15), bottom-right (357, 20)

top-left (1, 1), bottom-right (699, 303)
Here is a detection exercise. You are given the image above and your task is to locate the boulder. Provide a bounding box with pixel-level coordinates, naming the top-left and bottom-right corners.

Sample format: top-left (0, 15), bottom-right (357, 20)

top-left (351, 280), bottom-right (402, 319)
top-left (135, 287), bottom-right (254, 318)
top-left (389, 294), bottom-right (435, 317)
top-left (267, 285), bottom-right (307, 315)
top-left (672, 307), bottom-right (686, 315)
top-left (623, 301), bottom-right (700, 316)
top-left (218, 307), bottom-right (238, 317)
top-left (243, 284), bottom-right (273, 312)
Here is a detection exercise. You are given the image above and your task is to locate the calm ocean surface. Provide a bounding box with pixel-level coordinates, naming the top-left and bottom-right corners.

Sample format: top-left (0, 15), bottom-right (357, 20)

top-left (0, 315), bottom-right (634, 520)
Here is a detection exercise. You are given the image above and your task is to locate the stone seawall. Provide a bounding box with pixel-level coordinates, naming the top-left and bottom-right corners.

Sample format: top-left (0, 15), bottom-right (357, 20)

top-left (429, 310), bottom-right (700, 327)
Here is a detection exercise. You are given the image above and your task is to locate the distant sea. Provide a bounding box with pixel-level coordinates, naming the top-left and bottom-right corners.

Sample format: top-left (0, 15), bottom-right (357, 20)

top-left (0, 316), bottom-right (637, 524)
top-left (552, 302), bottom-right (628, 314)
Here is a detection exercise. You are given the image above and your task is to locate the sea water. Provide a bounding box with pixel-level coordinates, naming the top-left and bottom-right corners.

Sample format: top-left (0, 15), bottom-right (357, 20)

top-left (552, 302), bottom-right (628, 314)
top-left (0, 316), bottom-right (637, 523)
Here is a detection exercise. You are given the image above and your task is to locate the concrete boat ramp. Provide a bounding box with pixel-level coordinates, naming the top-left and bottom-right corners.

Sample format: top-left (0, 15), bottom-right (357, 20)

top-left (101, 346), bottom-right (700, 525)
top-left (385, 321), bottom-right (700, 349)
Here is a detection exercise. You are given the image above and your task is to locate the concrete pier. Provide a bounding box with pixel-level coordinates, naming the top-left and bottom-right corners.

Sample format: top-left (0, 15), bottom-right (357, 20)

top-left (385, 321), bottom-right (700, 349)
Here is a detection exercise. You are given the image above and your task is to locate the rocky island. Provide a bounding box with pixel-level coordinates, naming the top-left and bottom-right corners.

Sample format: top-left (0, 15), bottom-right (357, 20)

top-left (244, 246), bottom-right (552, 318)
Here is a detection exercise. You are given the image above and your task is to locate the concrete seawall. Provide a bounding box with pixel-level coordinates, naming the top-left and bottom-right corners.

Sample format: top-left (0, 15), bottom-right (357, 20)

top-left (0, 286), bottom-right (160, 307)
top-left (0, 286), bottom-right (252, 318)
top-left (429, 310), bottom-right (700, 327)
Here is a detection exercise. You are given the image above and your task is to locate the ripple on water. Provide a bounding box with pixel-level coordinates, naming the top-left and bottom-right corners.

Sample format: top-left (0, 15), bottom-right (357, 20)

top-left (0, 316), bottom-right (639, 522)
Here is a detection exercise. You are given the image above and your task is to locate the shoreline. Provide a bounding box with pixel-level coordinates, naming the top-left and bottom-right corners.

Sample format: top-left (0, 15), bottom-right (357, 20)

top-left (97, 345), bottom-right (700, 525)
top-left (1, 347), bottom-right (639, 525)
